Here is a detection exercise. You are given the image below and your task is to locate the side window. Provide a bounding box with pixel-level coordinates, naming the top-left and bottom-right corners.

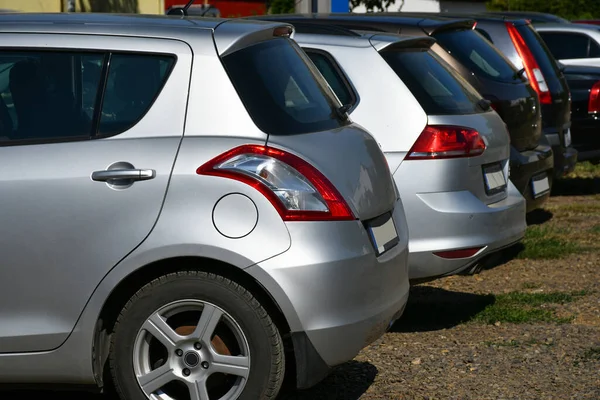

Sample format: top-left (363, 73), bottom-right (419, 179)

top-left (539, 32), bottom-right (590, 59)
top-left (0, 51), bottom-right (104, 144)
top-left (590, 39), bottom-right (600, 58)
top-left (98, 53), bottom-right (175, 136)
top-left (305, 50), bottom-right (356, 107)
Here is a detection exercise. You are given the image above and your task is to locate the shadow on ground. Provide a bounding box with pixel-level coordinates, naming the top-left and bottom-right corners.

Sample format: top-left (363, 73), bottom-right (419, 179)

top-left (390, 286), bottom-right (495, 333)
top-left (0, 362), bottom-right (377, 400)
top-left (551, 176), bottom-right (600, 196)
top-left (526, 209), bottom-right (554, 225)
top-left (277, 360), bottom-right (377, 400)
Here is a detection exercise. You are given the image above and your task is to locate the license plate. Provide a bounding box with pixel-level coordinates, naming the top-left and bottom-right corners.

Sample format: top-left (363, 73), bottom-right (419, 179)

top-left (564, 128), bottom-right (572, 147)
top-left (367, 212), bottom-right (399, 256)
top-left (531, 173), bottom-right (550, 198)
top-left (483, 163), bottom-right (507, 195)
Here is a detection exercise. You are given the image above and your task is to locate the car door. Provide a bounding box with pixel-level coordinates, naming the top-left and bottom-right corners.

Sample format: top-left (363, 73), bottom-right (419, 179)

top-left (0, 33), bottom-right (194, 353)
top-left (538, 31), bottom-right (600, 67)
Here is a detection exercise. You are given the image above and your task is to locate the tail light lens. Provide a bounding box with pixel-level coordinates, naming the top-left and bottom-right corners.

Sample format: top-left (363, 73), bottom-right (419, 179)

top-left (405, 125), bottom-right (486, 160)
top-left (434, 247), bottom-right (484, 259)
top-left (505, 21), bottom-right (552, 105)
top-left (197, 144), bottom-right (355, 221)
top-left (588, 81), bottom-right (600, 114)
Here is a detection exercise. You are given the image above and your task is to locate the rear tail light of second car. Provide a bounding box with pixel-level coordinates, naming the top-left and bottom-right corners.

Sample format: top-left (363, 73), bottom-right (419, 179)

top-left (197, 144), bottom-right (355, 222)
top-left (588, 81), bottom-right (600, 115)
top-left (506, 21), bottom-right (552, 105)
top-left (404, 125), bottom-right (486, 160)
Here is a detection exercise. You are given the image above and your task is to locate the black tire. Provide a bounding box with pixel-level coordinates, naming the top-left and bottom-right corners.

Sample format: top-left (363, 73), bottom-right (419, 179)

top-left (109, 270), bottom-right (285, 400)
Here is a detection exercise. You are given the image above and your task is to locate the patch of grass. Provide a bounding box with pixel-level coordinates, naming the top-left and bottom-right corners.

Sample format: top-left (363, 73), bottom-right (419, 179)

top-left (517, 225), bottom-right (580, 260)
top-left (566, 161), bottom-right (600, 179)
top-left (522, 282), bottom-right (542, 290)
top-left (590, 225), bottom-right (600, 235)
top-left (471, 291), bottom-right (586, 325)
top-left (582, 347), bottom-right (600, 361)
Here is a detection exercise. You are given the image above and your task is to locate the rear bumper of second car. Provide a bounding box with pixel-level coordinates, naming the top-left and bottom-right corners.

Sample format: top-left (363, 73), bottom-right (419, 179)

top-left (406, 180), bottom-right (526, 281)
top-left (543, 128), bottom-right (578, 177)
top-left (245, 203), bottom-right (410, 389)
top-left (509, 143), bottom-right (555, 213)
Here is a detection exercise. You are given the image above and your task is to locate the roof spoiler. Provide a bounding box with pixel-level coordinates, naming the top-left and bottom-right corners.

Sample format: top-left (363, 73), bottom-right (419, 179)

top-left (417, 18), bottom-right (475, 35)
top-left (370, 34), bottom-right (436, 52)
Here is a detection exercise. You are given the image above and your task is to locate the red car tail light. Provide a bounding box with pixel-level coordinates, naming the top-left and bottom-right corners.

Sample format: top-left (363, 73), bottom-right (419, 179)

top-left (506, 21), bottom-right (552, 105)
top-left (434, 247), bottom-right (484, 259)
top-left (197, 144), bottom-right (355, 221)
top-left (404, 125), bottom-right (486, 160)
top-left (588, 81), bottom-right (600, 114)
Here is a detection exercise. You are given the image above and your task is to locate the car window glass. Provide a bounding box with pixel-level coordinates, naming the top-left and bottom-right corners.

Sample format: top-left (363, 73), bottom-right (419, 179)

top-left (434, 29), bottom-right (519, 83)
top-left (305, 50), bottom-right (355, 107)
top-left (221, 38), bottom-right (348, 135)
top-left (380, 48), bottom-right (484, 115)
top-left (590, 39), bottom-right (600, 57)
top-left (98, 53), bottom-right (175, 137)
top-left (0, 51), bottom-right (104, 144)
top-left (539, 32), bottom-right (590, 59)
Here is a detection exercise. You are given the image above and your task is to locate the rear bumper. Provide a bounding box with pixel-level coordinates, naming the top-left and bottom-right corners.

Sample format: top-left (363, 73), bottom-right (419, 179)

top-left (509, 143), bottom-right (554, 213)
top-left (407, 180), bottom-right (526, 281)
top-left (571, 118), bottom-right (600, 163)
top-left (543, 127), bottom-right (578, 177)
top-left (245, 204), bottom-right (410, 389)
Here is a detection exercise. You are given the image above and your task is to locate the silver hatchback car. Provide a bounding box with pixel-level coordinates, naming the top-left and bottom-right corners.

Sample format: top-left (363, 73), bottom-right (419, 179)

top-left (0, 13), bottom-right (410, 400)
top-left (286, 28), bottom-right (527, 281)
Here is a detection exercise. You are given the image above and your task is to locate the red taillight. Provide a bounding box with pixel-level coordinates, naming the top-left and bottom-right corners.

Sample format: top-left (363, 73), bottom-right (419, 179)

top-left (505, 21), bottom-right (552, 105)
top-left (588, 81), bottom-right (600, 114)
top-left (404, 125), bottom-right (486, 160)
top-left (434, 247), bottom-right (484, 259)
top-left (197, 144), bottom-right (355, 222)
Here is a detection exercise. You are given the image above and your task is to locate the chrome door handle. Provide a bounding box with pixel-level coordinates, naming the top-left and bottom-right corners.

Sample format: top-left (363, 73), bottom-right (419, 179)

top-left (92, 169), bottom-right (155, 182)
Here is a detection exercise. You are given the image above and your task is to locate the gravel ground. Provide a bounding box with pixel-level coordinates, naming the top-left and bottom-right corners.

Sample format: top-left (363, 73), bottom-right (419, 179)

top-left (2, 177), bottom-right (599, 399)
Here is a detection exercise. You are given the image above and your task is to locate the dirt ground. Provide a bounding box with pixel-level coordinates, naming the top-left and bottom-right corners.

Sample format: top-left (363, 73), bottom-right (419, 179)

top-left (2, 166), bottom-right (599, 400)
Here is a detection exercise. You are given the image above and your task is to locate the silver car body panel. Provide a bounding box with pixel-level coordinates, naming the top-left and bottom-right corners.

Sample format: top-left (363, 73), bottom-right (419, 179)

top-left (0, 13), bottom-right (409, 387)
top-left (294, 32), bottom-right (526, 280)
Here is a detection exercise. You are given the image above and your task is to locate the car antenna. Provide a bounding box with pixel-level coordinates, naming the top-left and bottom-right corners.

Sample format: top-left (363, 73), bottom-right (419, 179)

top-left (167, 0), bottom-right (196, 16)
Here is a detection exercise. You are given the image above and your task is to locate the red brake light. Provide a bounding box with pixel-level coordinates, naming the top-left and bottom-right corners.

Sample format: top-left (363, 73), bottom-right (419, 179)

top-left (404, 125), bottom-right (486, 160)
top-left (434, 247), bottom-right (484, 259)
top-left (588, 81), bottom-right (600, 114)
top-left (505, 21), bottom-right (552, 105)
top-left (197, 144), bottom-right (355, 222)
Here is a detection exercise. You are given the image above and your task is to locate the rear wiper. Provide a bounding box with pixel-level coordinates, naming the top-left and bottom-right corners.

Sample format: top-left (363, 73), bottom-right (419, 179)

top-left (334, 103), bottom-right (352, 120)
top-left (478, 98), bottom-right (492, 111)
top-left (513, 68), bottom-right (526, 80)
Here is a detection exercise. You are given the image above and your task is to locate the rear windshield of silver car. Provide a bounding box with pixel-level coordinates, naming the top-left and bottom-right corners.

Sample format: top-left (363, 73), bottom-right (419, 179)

top-left (433, 28), bottom-right (520, 83)
top-left (380, 48), bottom-right (485, 115)
top-left (221, 37), bottom-right (349, 135)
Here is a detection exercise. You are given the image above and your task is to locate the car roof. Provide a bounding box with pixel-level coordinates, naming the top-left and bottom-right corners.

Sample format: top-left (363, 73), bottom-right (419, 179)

top-left (534, 22), bottom-right (600, 31)
top-left (294, 30), bottom-right (435, 52)
top-left (249, 13), bottom-right (475, 35)
top-left (0, 13), bottom-right (292, 55)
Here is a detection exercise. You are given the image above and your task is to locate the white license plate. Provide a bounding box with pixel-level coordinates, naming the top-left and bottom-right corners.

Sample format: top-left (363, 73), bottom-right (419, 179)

top-left (483, 164), bottom-right (507, 194)
top-left (367, 213), bottom-right (399, 256)
top-left (564, 128), bottom-right (572, 147)
top-left (531, 174), bottom-right (550, 198)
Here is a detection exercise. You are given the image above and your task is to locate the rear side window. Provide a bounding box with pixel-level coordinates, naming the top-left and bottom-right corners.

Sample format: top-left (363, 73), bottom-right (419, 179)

top-left (539, 32), bottom-right (590, 60)
top-left (380, 48), bottom-right (484, 115)
top-left (304, 50), bottom-right (356, 107)
top-left (0, 50), bottom-right (174, 145)
top-left (434, 29), bottom-right (519, 83)
top-left (99, 53), bottom-right (175, 136)
top-left (222, 38), bottom-right (348, 135)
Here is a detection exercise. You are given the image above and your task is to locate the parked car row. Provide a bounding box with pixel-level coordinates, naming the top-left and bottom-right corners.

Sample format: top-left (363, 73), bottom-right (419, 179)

top-left (0, 7), bottom-right (590, 400)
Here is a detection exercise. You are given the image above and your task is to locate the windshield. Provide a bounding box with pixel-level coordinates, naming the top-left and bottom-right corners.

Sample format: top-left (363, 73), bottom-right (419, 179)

top-left (221, 37), bottom-right (348, 135)
top-left (434, 28), bottom-right (520, 83)
top-left (380, 47), bottom-right (485, 115)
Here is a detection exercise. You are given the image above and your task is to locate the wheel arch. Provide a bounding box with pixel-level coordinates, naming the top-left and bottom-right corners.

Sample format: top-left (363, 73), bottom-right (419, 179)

top-left (91, 255), bottom-right (295, 390)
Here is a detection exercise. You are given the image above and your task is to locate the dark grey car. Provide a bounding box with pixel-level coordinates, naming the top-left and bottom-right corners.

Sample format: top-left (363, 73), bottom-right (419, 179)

top-left (248, 13), bottom-right (556, 212)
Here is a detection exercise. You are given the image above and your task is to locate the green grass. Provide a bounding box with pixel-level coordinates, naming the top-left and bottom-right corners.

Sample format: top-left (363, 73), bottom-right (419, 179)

top-left (522, 282), bottom-right (542, 290)
top-left (566, 161), bottom-right (600, 179)
top-left (582, 347), bottom-right (600, 361)
top-left (591, 225), bottom-right (600, 235)
top-left (517, 226), bottom-right (580, 260)
top-left (471, 291), bottom-right (586, 325)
